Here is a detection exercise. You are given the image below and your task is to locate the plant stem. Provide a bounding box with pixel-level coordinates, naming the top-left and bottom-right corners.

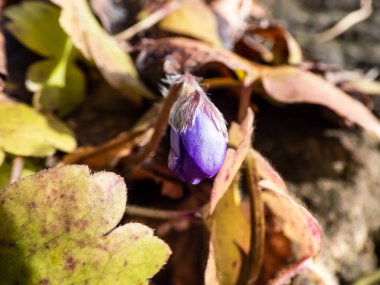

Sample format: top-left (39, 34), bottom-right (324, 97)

top-left (201, 77), bottom-right (241, 90)
top-left (353, 269), bottom-right (380, 285)
top-left (126, 83), bottom-right (181, 167)
top-left (237, 75), bottom-right (256, 122)
top-left (125, 205), bottom-right (202, 220)
top-left (10, 156), bottom-right (24, 183)
top-left (237, 149), bottom-right (265, 285)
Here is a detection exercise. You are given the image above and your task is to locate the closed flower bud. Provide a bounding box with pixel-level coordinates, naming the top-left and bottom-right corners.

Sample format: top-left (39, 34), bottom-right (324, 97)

top-left (167, 73), bottom-right (228, 184)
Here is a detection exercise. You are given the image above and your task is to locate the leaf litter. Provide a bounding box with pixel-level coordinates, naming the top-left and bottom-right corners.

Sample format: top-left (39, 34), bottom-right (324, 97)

top-left (1, 0), bottom-right (380, 284)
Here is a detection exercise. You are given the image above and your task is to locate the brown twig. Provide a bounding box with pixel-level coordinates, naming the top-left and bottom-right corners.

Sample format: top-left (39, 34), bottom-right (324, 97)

top-left (115, 1), bottom-right (181, 41)
top-left (316, 0), bottom-right (373, 43)
top-left (10, 156), bottom-right (24, 183)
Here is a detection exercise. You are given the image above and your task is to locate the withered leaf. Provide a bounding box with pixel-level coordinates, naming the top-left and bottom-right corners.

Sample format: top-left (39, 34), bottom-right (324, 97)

top-left (205, 179), bottom-right (250, 285)
top-left (159, 0), bottom-right (222, 47)
top-left (139, 38), bottom-right (380, 141)
top-left (62, 128), bottom-right (154, 170)
top-left (261, 66), bottom-right (380, 139)
top-left (258, 180), bottom-right (322, 284)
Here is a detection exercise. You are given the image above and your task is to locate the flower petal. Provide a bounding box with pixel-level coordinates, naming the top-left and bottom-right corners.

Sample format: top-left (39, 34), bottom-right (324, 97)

top-left (168, 128), bottom-right (182, 173)
top-left (181, 109), bottom-right (227, 177)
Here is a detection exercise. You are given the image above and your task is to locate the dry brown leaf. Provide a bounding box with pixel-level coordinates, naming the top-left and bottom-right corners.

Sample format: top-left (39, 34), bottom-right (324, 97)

top-left (211, 0), bottom-right (252, 48)
top-left (261, 66), bottom-right (380, 139)
top-left (136, 37), bottom-right (259, 76)
top-left (342, 77), bottom-right (380, 95)
top-left (245, 25), bottom-right (302, 65)
top-left (62, 128), bottom-right (154, 170)
top-left (159, 0), bottom-right (222, 47)
top-left (257, 180), bottom-right (322, 284)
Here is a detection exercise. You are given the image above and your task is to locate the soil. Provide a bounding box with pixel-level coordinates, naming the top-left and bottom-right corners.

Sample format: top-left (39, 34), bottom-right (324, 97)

top-left (257, 1), bottom-right (380, 283)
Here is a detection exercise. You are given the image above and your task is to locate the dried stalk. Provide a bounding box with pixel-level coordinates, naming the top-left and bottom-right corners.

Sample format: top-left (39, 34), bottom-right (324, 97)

top-left (236, 149), bottom-right (265, 285)
top-left (317, 0), bottom-right (373, 43)
top-left (115, 1), bottom-right (180, 41)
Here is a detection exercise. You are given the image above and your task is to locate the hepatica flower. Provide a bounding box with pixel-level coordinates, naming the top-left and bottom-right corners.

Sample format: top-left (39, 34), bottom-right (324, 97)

top-left (167, 73), bottom-right (228, 184)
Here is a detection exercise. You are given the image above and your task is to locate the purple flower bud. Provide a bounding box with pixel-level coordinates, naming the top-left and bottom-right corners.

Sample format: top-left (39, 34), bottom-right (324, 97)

top-left (167, 73), bottom-right (228, 184)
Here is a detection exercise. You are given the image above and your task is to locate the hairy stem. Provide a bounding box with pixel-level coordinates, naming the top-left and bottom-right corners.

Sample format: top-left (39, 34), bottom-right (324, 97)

top-left (127, 83), bottom-right (182, 167)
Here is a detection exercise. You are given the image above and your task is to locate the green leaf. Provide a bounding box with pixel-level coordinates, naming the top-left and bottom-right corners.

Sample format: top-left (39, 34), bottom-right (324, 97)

top-left (27, 44), bottom-right (85, 116)
top-left (159, 0), bottom-right (222, 47)
top-left (51, 0), bottom-right (154, 104)
top-left (5, 2), bottom-right (86, 115)
top-left (5, 1), bottom-right (66, 57)
top-left (0, 101), bottom-right (77, 157)
top-left (0, 165), bottom-right (171, 284)
top-left (0, 151), bottom-right (4, 167)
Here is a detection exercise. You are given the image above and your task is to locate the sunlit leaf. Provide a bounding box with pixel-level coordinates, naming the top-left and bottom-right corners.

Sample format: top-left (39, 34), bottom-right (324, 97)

top-left (343, 78), bottom-right (380, 95)
top-left (0, 101), bottom-right (76, 157)
top-left (51, 0), bottom-right (154, 104)
top-left (27, 50), bottom-right (85, 116)
top-left (159, 0), bottom-right (222, 47)
top-left (5, 2), bottom-right (86, 115)
top-left (205, 179), bottom-right (250, 285)
top-left (0, 165), bottom-right (171, 284)
top-left (5, 1), bottom-right (66, 57)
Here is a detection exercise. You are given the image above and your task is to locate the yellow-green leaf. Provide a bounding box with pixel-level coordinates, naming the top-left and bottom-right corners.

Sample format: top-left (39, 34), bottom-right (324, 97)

top-left (6, 2), bottom-right (86, 115)
top-left (27, 50), bottom-right (85, 116)
top-left (205, 180), bottom-right (249, 285)
top-left (51, 0), bottom-right (154, 104)
top-left (0, 101), bottom-right (77, 157)
top-left (0, 165), bottom-right (171, 284)
top-left (0, 151), bottom-right (4, 167)
top-left (159, 0), bottom-right (222, 47)
top-left (5, 1), bottom-right (66, 57)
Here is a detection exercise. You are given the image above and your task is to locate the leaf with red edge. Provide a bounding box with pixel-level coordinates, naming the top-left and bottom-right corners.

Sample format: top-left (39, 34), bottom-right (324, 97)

top-left (209, 108), bottom-right (254, 214)
top-left (261, 66), bottom-right (380, 140)
top-left (257, 180), bottom-right (322, 285)
top-left (137, 38), bottom-right (380, 140)
top-left (253, 150), bottom-right (287, 192)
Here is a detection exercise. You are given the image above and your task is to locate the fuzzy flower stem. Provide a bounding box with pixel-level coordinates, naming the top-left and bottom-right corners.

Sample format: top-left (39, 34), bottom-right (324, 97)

top-left (129, 83), bottom-right (182, 166)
